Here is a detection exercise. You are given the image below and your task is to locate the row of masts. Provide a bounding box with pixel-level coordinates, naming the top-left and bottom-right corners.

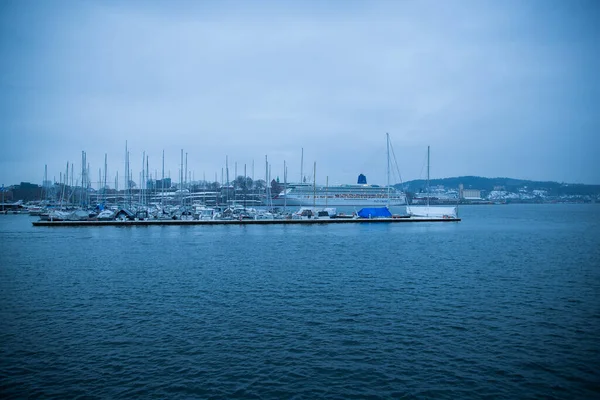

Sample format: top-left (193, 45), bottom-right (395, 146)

top-left (40, 143), bottom-right (316, 209)
top-left (39, 136), bottom-right (415, 209)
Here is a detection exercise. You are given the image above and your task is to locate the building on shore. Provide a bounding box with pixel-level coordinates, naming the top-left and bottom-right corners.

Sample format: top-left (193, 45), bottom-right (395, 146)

top-left (459, 184), bottom-right (482, 200)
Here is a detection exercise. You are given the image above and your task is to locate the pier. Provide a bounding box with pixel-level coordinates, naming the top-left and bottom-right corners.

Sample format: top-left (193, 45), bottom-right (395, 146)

top-left (32, 217), bottom-right (460, 227)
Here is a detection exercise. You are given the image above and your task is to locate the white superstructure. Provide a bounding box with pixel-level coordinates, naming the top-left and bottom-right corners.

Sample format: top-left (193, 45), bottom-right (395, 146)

top-left (272, 182), bottom-right (406, 207)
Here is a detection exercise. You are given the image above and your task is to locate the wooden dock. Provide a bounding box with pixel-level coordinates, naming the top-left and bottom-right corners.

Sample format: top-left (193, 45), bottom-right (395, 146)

top-left (32, 217), bottom-right (460, 227)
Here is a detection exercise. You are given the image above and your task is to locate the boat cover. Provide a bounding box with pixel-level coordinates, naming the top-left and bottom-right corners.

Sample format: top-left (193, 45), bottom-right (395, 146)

top-left (357, 207), bottom-right (392, 218)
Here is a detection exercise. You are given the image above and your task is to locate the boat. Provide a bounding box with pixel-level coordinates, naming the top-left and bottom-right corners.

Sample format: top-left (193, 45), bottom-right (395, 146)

top-left (272, 180), bottom-right (406, 207)
top-left (357, 207), bottom-right (392, 219)
top-left (97, 209), bottom-right (116, 220)
top-left (196, 205), bottom-right (217, 220)
top-left (272, 134), bottom-right (406, 208)
top-left (406, 146), bottom-right (458, 218)
top-left (291, 207), bottom-right (338, 219)
top-left (406, 205), bottom-right (457, 218)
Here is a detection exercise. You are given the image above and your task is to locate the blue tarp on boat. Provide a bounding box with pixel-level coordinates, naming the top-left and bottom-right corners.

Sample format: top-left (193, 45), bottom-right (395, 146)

top-left (357, 207), bottom-right (392, 218)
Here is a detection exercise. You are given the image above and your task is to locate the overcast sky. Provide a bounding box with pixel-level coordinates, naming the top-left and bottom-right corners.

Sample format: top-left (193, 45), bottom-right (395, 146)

top-left (1, 0), bottom-right (598, 188)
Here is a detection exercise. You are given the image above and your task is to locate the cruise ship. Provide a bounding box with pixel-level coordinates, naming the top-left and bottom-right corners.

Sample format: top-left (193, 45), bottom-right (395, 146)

top-left (271, 175), bottom-right (406, 207)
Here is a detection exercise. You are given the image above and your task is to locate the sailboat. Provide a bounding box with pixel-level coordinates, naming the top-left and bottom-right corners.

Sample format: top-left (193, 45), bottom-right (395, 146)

top-left (406, 146), bottom-right (458, 218)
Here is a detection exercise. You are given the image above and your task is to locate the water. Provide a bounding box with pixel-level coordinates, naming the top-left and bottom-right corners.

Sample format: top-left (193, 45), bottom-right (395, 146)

top-left (1, 205), bottom-right (599, 399)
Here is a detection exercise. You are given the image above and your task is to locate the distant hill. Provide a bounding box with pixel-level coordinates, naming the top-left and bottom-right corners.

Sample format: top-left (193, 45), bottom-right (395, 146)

top-left (396, 176), bottom-right (600, 196)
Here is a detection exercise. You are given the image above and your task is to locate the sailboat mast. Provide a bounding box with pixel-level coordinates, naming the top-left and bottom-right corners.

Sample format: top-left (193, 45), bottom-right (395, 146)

top-left (265, 155), bottom-right (269, 209)
top-left (180, 149), bottom-right (184, 207)
top-left (161, 150), bottom-right (165, 211)
top-left (185, 152), bottom-right (188, 195)
top-left (326, 176), bottom-right (329, 208)
top-left (300, 148), bottom-right (304, 183)
top-left (81, 151), bottom-right (85, 207)
top-left (146, 155), bottom-right (149, 207)
top-left (386, 133), bottom-right (390, 207)
top-left (103, 153), bottom-right (107, 204)
top-left (283, 160), bottom-right (287, 213)
top-left (142, 151), bottom-right (145, 206)
top-left (125, 141), bottom-right (128, 208)
top-left (427, 145), bottom-right (430, 208)
top-left (226, 155), bottom-right (229, 206)
top-left (313, 162), bottom-right (316, 210)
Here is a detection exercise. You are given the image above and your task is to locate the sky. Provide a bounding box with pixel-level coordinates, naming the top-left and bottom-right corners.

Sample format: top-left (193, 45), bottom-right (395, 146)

top-left (1, 0), bottom-right (599, 188)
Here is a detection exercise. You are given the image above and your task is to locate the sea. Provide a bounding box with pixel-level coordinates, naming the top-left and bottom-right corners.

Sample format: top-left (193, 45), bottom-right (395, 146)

top-left (1, 204), bottom-right (599, 399)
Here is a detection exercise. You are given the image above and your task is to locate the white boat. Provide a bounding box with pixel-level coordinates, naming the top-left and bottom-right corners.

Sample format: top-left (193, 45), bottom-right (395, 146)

top-left (272, 181), bottom-right (406, 207)
top-left (97, 209), bottom-right (116, 220)
top-left (406, 205), bottom-right (457, 218)
top-left (406, 146), bottom-right (458, 219)
top-left (254, 210), bottom-right (275, 220)
top-left (273, 134), bottom-right (406, 208)
top-left (196, 206), bottom-right (216, 220)
top-left (291, 207), bottom-right (338, 219)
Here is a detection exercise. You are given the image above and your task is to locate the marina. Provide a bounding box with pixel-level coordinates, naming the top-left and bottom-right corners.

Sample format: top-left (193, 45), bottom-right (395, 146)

top-left (22, 134), bottom-right (463, 226)
top-left (32, 215), bottom-right (460, 227)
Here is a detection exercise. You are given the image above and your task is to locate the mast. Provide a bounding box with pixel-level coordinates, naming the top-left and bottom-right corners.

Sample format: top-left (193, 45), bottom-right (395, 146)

top-left (185, 152), bottom-right (188, 200)
top-left (264, 156), bottom-right (268, 209)
top-left (300, 148), bottom-right (304, 183)
top-left (65, 163), bottom-right (68, 205)
top-left (313, 161), bottom-right (316, 210)
top-left (146, 155), bottom-right (149, 207)
top-left (103, 153), bottom-right (107, 204)
top-left (161, 150), bottom-right (165, 210)
top-left (125, 141), bottom-right (129, 208)
top-left (265, 155), bottom-right (271, 209)
top-left (234, 161), bottom-right (237, 206)
top-left (124, 141), bottom-right (127, 208)
top-left (283, 160), bottom-right (287, 213)
top-left (225, 155), bottom-right (229, 206)
top-left (138, 172), bottom-right (142, 205)
top-left (61, 163), bottom-right (67, 208)
top-left (326, 175), bottom-right (328, 208)
top-left (81, 151), bottom-right (85, 207)
top-left (427, 145), bottom-right (430, 208)
top-left (386, 133), bottom-right (390, 208)
top-left (142, 151), bottom-right (145, 207)
top-left (180, 149), bottom-right (184, 207)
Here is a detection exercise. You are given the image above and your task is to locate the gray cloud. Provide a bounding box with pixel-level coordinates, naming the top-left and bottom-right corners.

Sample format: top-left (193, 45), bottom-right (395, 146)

top-left (1, 0), bottom-right (598, 187)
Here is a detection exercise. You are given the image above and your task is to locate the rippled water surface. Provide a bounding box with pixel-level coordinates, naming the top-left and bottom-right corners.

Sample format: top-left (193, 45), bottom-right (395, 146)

top-left (1, 205), bottom-right (599, 399)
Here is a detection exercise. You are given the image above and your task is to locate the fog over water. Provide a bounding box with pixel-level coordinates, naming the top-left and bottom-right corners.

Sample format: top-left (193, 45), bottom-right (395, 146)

top-left (1, 0), bottom-right (599, 186)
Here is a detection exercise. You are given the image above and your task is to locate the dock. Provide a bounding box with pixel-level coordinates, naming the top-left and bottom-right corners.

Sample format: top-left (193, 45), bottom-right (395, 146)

top-left (32, 217), bottom-right (460, 227)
